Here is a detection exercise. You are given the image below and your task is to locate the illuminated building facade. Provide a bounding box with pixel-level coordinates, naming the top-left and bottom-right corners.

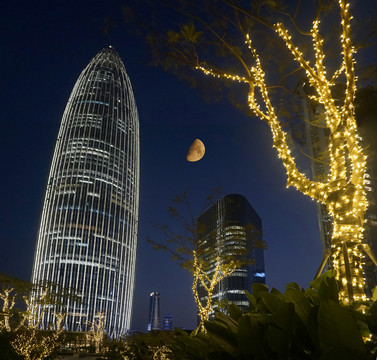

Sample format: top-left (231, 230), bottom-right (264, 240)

top-left (197, 194), bottom-right (265, 318)
top-left (31, 47), bottom-right (140, 337)
top-left (162, 315), bottom-right (173, 330)
top-left (147, 292), bottom-right (160, 331)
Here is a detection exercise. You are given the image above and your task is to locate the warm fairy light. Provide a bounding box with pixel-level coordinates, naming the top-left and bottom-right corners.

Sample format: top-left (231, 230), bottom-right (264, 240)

top-left (9, 289), bottom-right (66, 360)
top-left (88, 312), bottom-right (106, 353)
top-left (192, 250), bottom-right (237, 332)
top-left (11, 313), bottom-right (65, 360)
top-left (0, 288), bottom-right (16, 331)
top-left (195, 0), bottom-right (368, 301)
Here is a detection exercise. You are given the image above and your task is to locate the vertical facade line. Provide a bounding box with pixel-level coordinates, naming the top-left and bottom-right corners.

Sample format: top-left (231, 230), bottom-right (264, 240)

top-left (31, 47), bottom-right (139, 337)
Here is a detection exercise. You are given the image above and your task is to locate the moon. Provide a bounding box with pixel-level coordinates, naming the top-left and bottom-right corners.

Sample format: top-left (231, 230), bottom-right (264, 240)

top-left (186, 139), bottom-right (205, 162)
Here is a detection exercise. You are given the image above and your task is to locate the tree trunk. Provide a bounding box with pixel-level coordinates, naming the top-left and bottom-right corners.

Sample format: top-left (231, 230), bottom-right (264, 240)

top-left (327, 183), bottom-right (366, 301)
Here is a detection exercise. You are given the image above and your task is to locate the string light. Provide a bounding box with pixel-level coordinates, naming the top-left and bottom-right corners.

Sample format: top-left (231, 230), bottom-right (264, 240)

top-left (87, 312), bottom-right (105, 353)
top-left (195, 0), bottom-right (368, 302)
top-left (0, 288), bottom-right (16, 331)
top-left (10, 289), bottom-right (65, 360)
top-left (192, 250), bottom-right (237, 332)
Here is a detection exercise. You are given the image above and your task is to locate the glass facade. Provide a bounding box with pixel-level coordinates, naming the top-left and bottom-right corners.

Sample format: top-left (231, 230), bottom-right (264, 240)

top-left (162, 315), bottom-right (173, 330)
top-left (147, 292), bottom-right (160, 331)
top-left (197, 194), bottom-right (265, 318)
top-left (31, 47), bottom-right (139, 337)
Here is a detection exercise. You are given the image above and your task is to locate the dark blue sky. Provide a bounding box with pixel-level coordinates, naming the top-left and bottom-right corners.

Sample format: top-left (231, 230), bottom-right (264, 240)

top-left (0, 0), bottom-right (374, 332)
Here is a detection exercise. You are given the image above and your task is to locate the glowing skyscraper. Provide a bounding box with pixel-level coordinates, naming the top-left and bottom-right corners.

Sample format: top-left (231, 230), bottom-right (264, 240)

top-left (31, 47), bottom-right (139, 337)
top-left (147, 291), bottom-right (160, 331)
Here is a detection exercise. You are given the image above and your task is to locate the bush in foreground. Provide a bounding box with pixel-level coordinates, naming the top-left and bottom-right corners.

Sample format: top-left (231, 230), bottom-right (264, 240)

top-left (173, 271), bottom-right (377, 360)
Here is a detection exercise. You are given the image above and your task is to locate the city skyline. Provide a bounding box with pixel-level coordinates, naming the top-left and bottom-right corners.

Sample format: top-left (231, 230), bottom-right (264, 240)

top-left (3, 0), bottom-right (376, 331)
top-left (31, 47), bottom-right (139, 336)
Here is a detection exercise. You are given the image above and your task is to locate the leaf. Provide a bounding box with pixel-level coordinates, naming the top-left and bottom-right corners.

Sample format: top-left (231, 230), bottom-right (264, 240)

top-left (307, 305), bottom-right (320, 350)
top-left (267, 325), bottom-right (291, 357)
top-left (176, 333), bottom-right (211, 359)
top-left (318, 276), bottom-right (339, 302)
top-left (167, 30), bottom-right (181, 44)
top-left (285, 282), bottom-right (300, 292)
top-left (261, 292), bottom-right (285, 313)
top-left (367, 300), bottom-right (377, 334)
top-left (204, 321), bottom-right (238, 357)
top-left (180, 24), bottom-right (202, 43)
top-left (270, 287), bottom-right (285, 301)
top-left (305, 287), bottom-right (319, 304)
top-left (284, 284), bottom-right (311, 324)
top-left (318, 300), bottom-right (366, 354)
top-left (271, 302), bottom-right (295, 332)
top-left (319, 346), bottom-right (368, 360)
top-left (245, 290), bottom-right (256, 310)
top-left (266, 0), bottom-right (278, 6)
top-left (228, 303), bottom-right (243, 321)
top-left (214, 311), bottom-right (239, 334)
top-left (309, 270), bottom-right (337, 290)
top-left (371, 286), bottom-right (377, 302)
top-left (237, 314), bottom-right (267, 357)
top-left (251, 283), bottom-right (269, 300)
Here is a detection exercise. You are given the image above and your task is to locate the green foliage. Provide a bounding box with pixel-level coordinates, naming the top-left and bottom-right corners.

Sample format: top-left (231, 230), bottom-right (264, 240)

top-left (102, 330), bottom-right (178, 360)
top-left (101, 338), bottom-right (130, 360)
top-left (0, 274), bottom-right (33, 296)
top-left (173, 271), bottom-right (377, 359)
top-left (0, 330), bottom-right (22, 360)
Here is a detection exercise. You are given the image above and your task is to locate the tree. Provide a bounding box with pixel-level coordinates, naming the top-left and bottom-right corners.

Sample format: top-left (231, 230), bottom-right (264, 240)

top-left (87, 312), bottom-right (106, 354)
top-left (102, 330), bottom-right (177, 360)
top-left (0, 274), bottom-right (68, 360)
top-left (10, 289), bottom-right (66, 360)
top-left (0, 273), bottom-right (33, 332)
top-left (148, 190), bottom-right (264, 331)
top-left (11, 313), bottom-right (65, 360)
top-left (0, 287), bottom-right (16, 332)
top-left (133, 0), bottom-right (377, 302)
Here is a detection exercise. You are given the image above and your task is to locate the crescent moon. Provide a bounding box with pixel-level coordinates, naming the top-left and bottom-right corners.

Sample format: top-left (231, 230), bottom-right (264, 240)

top-left (186, 139), bottom-right (205, 162)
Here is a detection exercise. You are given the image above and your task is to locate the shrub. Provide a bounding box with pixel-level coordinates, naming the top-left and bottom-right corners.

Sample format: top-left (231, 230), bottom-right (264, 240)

top-left (173, 271), bottom-right (377, 359)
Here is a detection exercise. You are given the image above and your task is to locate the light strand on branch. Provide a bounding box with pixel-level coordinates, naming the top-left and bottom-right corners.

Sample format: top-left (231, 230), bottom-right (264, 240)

top-left (192, 250), bottom-right (237, 332)
top-left (192, 0), bottom-right (368, 302)
top-left (0, 288), bottom-right (16, 331)
top-left (195, 65), bottom-right (249, 83)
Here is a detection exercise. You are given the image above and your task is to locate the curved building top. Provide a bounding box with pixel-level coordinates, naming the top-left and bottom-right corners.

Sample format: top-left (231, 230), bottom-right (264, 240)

top-left (31, 47), bottom-right (140, 338)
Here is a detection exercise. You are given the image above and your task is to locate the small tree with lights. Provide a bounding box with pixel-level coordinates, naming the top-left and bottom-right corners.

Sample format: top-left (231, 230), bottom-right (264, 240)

top-left (10, 289), bottom-right (66, 360)
top-left (0, 273), bottom-right (33, 332)
top-left (0, 287), bottom-right (16, 332)
top-left (0, 275), bottom-right (67, 360)
top-left (136, 0), bottom-right (377, 302)
top-left (87, 312), bottom-right (106, 353)
top-left (148, 190), bottom-right (263, 332)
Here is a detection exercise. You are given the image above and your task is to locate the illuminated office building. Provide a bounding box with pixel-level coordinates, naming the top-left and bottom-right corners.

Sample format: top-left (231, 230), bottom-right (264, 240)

top-left (163, 315), bottom-right (173, 330)
top-left (147, 292), bottom-right (160, 331)
top-left (31, 47), bottom-right (140, 337)
top-left (197, 194), bottom-right (265, 317)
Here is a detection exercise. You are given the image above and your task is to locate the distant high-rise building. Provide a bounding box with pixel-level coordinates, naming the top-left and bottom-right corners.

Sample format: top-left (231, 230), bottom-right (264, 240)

top-left (31, 47), bottom-right (140, 337)
top-left (301, 84), bottom-right (377, 294)
top-left (147, 292), bottom-right (160, 331)
top-left (162, 315), bottom-right (173, 330)
top-left (197, 194), bottom-right (265, 318)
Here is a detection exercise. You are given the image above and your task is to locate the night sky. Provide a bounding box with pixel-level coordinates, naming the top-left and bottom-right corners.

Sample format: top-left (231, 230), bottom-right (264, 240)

top-left (1, 0), bottom-right (375, 332)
